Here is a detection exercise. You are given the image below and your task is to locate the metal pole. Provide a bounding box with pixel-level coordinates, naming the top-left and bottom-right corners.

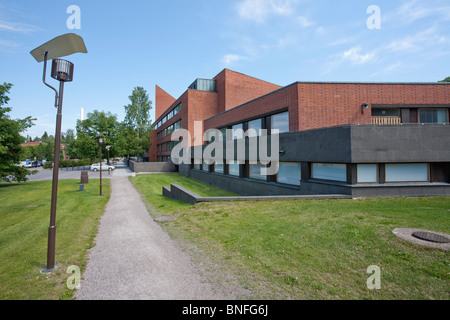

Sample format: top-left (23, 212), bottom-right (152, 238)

top-left (100, 144), bottom-right (103, 196)
top-left (42, 80), bottom-right (64, 273)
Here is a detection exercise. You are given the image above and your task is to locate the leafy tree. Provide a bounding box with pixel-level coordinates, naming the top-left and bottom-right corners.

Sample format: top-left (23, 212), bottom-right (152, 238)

top-left (61, 128), bottom-right (75, 144)
top-left (0, 83), bottom-right (36, 182)
top-left (114, 123), bottom-right (151, 158)
top-left (67, 132), bottom-right (98, 160)
top-left (439, 77), bottom-right (450, 82)
top-left (124, 87), bottom-right (153, 138)
top-left (41, 131), bottom-right (49, 143)
top-left (68, 110), bottom-right (121, 160)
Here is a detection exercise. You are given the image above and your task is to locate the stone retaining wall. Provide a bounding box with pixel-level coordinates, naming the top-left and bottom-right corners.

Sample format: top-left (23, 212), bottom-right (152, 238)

top-left (162, 183), bottom-right (351, 204)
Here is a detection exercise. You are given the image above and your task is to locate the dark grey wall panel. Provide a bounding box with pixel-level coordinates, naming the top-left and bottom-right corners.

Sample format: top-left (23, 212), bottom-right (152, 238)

top-left (350, 124), bottom-right (450, 163)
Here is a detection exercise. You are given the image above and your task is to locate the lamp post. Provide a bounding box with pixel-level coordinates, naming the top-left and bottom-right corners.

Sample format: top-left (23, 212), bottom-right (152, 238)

top-left (106, 145), bottom-right (111, 165)
top-left (31, 34), bottom-right (87, 274)
top-left (99, 138), bottom-right (104, 196)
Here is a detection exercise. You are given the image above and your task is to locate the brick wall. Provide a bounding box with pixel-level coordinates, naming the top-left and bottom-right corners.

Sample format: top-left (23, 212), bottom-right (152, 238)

top-left (155, 85), bottom-right (176, 120)
top-left (205, 83), bottom-right (298, 131)
top-left (297, 82), bottom-right (450, 131)
top-left (186, 89), bottom-right (219, 146)
top-left (204, 81), bottom-right (450, 133)
top-left (214, 69), bottom-right (282, 113)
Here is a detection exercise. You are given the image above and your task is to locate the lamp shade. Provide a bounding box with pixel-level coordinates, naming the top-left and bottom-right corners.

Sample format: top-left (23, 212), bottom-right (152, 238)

top-left (51, 59), bottom-right (74, 82)
top-left (30, 33), bottom-right (87, 62)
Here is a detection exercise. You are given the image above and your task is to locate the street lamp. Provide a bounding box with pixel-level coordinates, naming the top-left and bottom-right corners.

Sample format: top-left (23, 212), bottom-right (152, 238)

top-left (31, 34), bottom-right (87, 274)
top-left (106, 145), bottom-right (111, 165)
top-left (99, 138), bottom-right (104, 196)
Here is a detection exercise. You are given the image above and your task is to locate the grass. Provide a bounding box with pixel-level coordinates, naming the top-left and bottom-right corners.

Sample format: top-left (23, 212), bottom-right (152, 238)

top-left (131, 174), bottom-right (450, 300)
top-left (131, 173), bottom-right (237, 213)
top-left (0, 179), bottom-right (110, 300)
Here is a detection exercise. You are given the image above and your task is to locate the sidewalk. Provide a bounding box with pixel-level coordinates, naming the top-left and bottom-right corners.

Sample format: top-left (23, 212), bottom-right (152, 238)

top-left (76, 177), bottom-right (247, 300)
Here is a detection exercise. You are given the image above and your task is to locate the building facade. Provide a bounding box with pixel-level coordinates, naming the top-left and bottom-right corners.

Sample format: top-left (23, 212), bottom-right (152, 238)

top-left (150, 69), bottom-right (450, 197)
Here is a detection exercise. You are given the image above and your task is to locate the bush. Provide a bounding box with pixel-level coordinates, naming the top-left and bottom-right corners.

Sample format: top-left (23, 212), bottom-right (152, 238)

top-left (43, 162), bottom-right (53, 169)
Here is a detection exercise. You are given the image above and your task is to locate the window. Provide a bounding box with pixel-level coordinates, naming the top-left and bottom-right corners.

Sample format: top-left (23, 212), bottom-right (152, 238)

top-left (215, 160), bottom-right (224, 174)
top-left (219, 128), bottom-right (227, 141)
top-left (174, 103), bottom-right (182, 114)
top-left (385, 163), bottom-right (428, 182)
top-left (202, 160), bottom-right (209, 172)
top-left (228, 160), bottom-right (241, 176)
top-left (271, 112), bottom-right (289, 133)
top-left (249, 161), bottom-right (267, 181)
top-left (372, 109), bottom-right (400, 117)
top-left (312, 163), bottom-right (347, 182)
top-left (357, 164), bottom-right (378, 183)
top-left (193, 160), bottom-right (201, 170)
top-left (419, 109), bottom-right (447, 124)
top-left (247, 119), bottom-right (262, 137)
top-left (277, 162), bottom-right (301, 186)
top-left (232, 123), bottom-right (244, 140)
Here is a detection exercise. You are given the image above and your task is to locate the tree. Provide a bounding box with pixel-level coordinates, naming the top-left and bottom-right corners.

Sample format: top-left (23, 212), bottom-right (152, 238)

top-left (41, 131), bottom-right (49, 143)
top-left (115, 123), bottom-right (151, 158)
top-left (68, 110), bottom-right (121, 160)
top-left (61, 128), bottom-right (75, 144)
top-left (0, 83), bottom-right (36, 182)
top-left (439, 77), bottom-right (450, 82)
top-left (124, 87), bottom-right (153, 138)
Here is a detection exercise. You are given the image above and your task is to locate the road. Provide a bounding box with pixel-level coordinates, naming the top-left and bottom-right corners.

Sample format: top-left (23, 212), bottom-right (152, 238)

top-left (26, 161), bottom-right (132, 181)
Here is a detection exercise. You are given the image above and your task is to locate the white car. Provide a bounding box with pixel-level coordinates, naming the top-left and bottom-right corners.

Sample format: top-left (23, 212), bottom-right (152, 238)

top-left (90, 163), bottom-right (115, 172)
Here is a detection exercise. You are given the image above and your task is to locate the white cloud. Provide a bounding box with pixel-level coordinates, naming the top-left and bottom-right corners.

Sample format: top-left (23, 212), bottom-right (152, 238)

top-left (386, 26), bottom-right (447, 53)
top-left (0, 20), bottom-right (39, 33)
top-left (297, 15), bottom-right (314, 27)
top-left (384, 0), bottom-right (450, 26)
top-left (341, 46), bottom-right (375, 65)
top-left (0, 38), bottom-right (20, 48)
top-left (236, 0), bottom-right (298, 23)
top-left (321, 46), bottom-right (377, 75)
top-left (329, 37), bottom-right (354, 47)
top-left (221, 54), bottom-right (248, 67)
top-left (371, 63), bottom-right (402, 77)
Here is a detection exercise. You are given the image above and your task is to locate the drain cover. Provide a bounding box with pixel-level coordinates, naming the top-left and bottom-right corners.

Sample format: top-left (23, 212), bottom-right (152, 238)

top-left (154, 215), bottom-right (174, 222)
top-left (412, 231), bottom-right (450, 244)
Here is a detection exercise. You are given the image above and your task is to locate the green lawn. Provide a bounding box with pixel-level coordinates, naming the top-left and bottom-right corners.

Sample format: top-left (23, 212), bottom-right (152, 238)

top-left (131, 173), bottom-right (237, 214)
top-left (131, 174), bottom-right (450, 300)
top-left (0, 179), bottom-right (110, 300)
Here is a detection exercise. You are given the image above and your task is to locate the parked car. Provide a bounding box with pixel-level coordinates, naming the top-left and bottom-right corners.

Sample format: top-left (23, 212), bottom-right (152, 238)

top-left (90, 162), bottom-right (115, 172)
top-left (31, 161), bottom-right (43, 167)
top-left (20, 161), bottom-right (32, 168)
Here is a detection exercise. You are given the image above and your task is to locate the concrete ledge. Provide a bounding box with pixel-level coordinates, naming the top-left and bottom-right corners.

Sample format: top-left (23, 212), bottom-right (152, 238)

top-left (162, 183), bottom-right (351, 204)
top-left (130, 160), bottom-right (176, 173)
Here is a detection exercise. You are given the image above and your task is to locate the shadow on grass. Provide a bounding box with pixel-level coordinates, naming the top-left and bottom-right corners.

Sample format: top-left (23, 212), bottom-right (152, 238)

top-left (0, 183), bottom-right (25, 189)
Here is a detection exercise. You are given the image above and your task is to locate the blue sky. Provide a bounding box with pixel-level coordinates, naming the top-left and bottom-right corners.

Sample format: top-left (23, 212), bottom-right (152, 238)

top-left (1, 0), bottom-right (449, 138)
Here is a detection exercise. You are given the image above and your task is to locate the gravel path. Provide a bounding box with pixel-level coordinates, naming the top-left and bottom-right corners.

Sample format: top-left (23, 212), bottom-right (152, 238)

top-left (76, 177), bottom-right (248, 300)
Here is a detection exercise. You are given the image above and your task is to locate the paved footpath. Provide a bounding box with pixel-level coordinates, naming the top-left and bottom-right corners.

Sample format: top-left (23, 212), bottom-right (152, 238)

top-left (76, 177), bottom-right (246, 300)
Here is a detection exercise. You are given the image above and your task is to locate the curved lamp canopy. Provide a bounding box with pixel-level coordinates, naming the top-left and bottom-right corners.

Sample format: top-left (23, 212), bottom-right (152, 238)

top-left (30, 33), bottom-right (87, 62)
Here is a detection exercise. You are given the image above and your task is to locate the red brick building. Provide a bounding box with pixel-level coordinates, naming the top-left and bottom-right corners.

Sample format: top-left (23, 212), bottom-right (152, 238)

top-left (150, 69), bottom-right (281, 162)
top-left (150, 69), bottom-right (450, 197)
